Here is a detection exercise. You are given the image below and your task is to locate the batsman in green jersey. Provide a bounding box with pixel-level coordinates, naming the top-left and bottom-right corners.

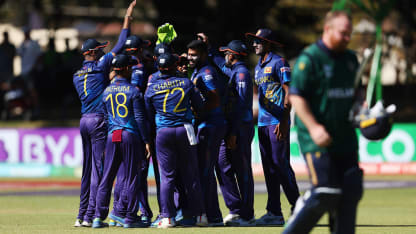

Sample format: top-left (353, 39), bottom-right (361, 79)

top-left (283, 11), bottom-right (363, 234)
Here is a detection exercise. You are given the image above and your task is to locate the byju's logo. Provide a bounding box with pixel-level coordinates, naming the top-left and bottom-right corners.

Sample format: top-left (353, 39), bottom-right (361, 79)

top-left (0, 140), bottom-right (8, 161)
top-left (0, 130), bottom-right (19, 163)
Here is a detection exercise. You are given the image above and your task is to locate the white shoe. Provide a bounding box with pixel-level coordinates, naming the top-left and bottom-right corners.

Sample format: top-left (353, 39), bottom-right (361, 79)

top-left (223, 213), bottom-right (240, 225)
top-left (195, 214), bottom-right (208, 227)
top-left (255, 212), bottom-right (285, 226)
top-left (157, 217), bottom-right (176, 228)
top-left (227, 217), bottom-right (256, 227)
top-left (81, 220), bottom-right (92, 227)
top-left (74, 219), bottom-right (82, 227)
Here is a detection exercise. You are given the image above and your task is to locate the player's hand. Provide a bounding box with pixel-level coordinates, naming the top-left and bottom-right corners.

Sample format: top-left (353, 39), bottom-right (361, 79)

top-left (197, 33), bottom-right (209, 45)
top-left (310, 124), bottom-right (332, 147)
top-left (274, 121), bottom-right (289, 141)
top-left (126, 0), bottom-right (136, 18)
top-left (226, 135), bottom-right (237, 150)
top-left (109, 70), bottom-right (116, 80)
top-left (145, 143), bottom-right (152, 159)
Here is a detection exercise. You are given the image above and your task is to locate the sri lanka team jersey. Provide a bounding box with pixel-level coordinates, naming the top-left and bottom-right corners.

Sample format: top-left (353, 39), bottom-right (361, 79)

top-left (254, 52), bottom-right (291, 126)
top-left (73, 52), bottom-right (114, 114)
top-left (130, 56), bottom-right (153, 93)
top-left (211, 53), bottom-right (253, 135)
top-left (144, 74), bottom-right (203, 130)
top-left (190, 62), bottom-right (226, 127)
top-left (102, 76), bottom-right (149, 143)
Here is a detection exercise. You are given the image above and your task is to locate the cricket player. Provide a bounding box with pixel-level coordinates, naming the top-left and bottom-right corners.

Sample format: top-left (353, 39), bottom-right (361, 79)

top-left (197, 33), bottom-right (255, 226)
top-left (245, 28), bottom-right (300, 226)
top-left (144, 53), bottom-right (206, 228)
top-left (93, 54), bottom-right (151, 228)
top-left (214, 40), bottom-right (255, 226)
top-left (72, 0), bottom-right (136, 227)
top-left (108, 35), bottom-right (154, 226)
top-left (187, 39), bottom-right (227, 226)
top-left (284, 11), bottom-right (363, 234)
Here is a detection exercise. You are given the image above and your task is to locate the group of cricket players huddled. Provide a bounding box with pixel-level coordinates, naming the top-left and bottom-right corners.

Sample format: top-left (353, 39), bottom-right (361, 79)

top-left (73, 0), bottom-right (301, 229)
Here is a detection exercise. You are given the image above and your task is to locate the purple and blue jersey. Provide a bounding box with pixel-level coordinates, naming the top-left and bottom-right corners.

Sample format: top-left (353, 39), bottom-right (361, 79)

top-left (190, 62), bottom-right (226, 127)
top-left (73, 29), bottom-right (130, 114)
top-left (254, 52), bottom-right (291, 126)
top-left (211, 54), bottom-right (253, 134)
top-left (144, 74), bottom-right (203, 130)
top-left (73, 53), bottom-right (113, 114)
top-left (130, 56), bottom-right (154, 93)
top-left (102, 77), bottom-right (149, 143)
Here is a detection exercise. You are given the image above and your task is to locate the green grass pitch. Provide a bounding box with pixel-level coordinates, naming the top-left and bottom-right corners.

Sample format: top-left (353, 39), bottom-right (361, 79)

top-left (0, 188), bottom-right (415, 234)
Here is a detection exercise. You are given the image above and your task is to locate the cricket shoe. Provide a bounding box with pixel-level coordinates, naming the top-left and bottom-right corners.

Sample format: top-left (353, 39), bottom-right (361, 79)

top-left (223, 213), bottom-right (240, 225)
top-left (108, 219), bottom-right (116, 227)
top-left (92, 218), bottom-right (109, 228)
top-left (157, 217), bottom-right (176, 228)
top-left (255, 212), bottom-right (285, 226)
top-left (73, 219), bottom-right (82, 227)
top-left (195, 214), bottom-right (208, 227)
top-left (108, 213), bottom-right (125, 226)
top-left (124, 220), bottom-right (148, 228)
top-left (175, 209), bottom-right (183, 222)
top-left (226, 217), bottom-right (256, 227)
top-left (208, 219), bottom-right (224, 227)
top-left (150, 214), bottom-right (162, 228)
top-left (177, 217), bottom-right (196, 227)
top-left (81, 220), bottom-right (92, 227)
top-left (140, 215), bottom-right (151, 227)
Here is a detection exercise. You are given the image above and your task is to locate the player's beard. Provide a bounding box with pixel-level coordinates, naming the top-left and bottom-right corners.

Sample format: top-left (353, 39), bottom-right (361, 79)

top-left (188, 56), bottom-right (200, 69)
top-left (225, 55), bottom-right (233, 68)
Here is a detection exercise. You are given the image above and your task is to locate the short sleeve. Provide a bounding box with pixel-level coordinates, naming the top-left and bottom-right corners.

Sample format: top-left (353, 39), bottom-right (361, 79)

top-left (277, 59), bottom-right (291, 84)
top-left (290, 54), bottom-right (314, 97)
top-left (201, 69), bottom-right (216, 91)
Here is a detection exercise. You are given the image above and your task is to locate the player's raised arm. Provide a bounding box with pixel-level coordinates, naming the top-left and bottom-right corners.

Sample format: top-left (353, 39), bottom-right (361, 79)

top-left (110, 0), bottom-right (136, 55)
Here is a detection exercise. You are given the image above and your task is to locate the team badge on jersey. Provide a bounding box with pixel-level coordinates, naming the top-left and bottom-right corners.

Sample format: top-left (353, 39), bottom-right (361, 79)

top-left (298, 62), bottom-right (305, 71)
top-left (280, 67), bottom-right (291, 73)
top-left (323, 65), bottom-right (333, 79)
top-left (264, 67), bottom-right (272, 74)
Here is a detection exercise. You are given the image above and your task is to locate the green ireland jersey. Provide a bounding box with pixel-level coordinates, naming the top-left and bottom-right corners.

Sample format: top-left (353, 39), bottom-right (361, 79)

top-left (290, 40), bottom-right (359, 154)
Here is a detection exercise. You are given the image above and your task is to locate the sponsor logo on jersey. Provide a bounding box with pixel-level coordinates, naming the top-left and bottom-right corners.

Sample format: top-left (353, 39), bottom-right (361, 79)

top-left (238, 81), bottom-right (246, 89)
top-left (264, 67), bottom-right (272, 74)
top-left (239, 73), bottom-right (245, 80)
top-left (280, 67), bottom-right (291, 73)
top-left (204, 74), bottom-right (213, 81)
top-left (327, 88), bottom-right (354, 98)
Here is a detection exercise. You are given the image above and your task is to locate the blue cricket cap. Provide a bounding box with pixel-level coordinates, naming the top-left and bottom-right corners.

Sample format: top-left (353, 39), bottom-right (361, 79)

top-left (124, 35), bottom-right (151, 51)
top-left (157, 52), bottom-right (178, 70)
top-left (111, 54), bottom-right (138, 70)
top-left (219, 40), bottom-right (248, 56)
top-left (245, 28), bottom-right (283, 47)
top-left (154, 43), bottom-right (172, 57)
top-left (81, 38), bottom-right (109, 55)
